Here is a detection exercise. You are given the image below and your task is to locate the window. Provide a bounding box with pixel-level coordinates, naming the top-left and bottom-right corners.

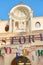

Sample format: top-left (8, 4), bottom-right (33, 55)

top-left (5, 25), bottom-right (9, 32)
top-left (35, 22), bottom-right (41, 28)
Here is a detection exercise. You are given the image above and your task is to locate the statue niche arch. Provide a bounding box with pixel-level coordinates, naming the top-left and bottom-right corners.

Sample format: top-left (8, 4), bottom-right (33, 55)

top-left (11, 56), bottom-right (31, 65)
top-left (9, 4), bottom-right (33, 32)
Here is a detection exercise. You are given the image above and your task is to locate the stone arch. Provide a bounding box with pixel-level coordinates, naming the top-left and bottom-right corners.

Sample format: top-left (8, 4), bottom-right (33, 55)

top-left (9, 4), bottom-right (33, 20)
top-left (10, 4), bottom-right (32, 13)
top-left (11, 56), bottom-right (31, 65)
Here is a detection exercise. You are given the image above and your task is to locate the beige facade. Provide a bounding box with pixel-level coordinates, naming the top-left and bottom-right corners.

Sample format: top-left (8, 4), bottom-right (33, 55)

top-left (0, 4), bottom-right (43, 65)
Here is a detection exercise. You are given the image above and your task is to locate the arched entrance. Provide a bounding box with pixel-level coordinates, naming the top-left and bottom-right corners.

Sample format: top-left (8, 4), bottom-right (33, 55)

top-left (11, 56), bottom-right (31, 65)
top-left (0, 55), bottom-right (4, 65)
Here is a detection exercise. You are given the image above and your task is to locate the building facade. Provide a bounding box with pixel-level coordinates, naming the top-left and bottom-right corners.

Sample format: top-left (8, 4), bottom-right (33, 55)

top-left (0, 4), bottom-right (43, 65)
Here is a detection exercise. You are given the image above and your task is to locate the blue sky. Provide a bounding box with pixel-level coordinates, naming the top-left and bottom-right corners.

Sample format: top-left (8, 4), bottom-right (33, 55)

top-left (0, 0), bottom-right (43, 20)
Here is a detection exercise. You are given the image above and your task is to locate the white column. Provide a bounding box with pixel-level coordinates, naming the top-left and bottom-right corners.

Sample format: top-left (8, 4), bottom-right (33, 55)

top-left (30, 11), bottom-right (33, 31)
top-left (9, 19), bottom-right (12, 33)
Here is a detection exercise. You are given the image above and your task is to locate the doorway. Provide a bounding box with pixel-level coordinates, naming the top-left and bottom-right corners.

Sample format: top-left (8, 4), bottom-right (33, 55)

top-left (11, 56), bottom-right (31, 65)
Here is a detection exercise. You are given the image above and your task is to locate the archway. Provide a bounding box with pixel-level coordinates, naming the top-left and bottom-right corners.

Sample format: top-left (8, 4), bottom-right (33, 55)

top-left (11, 56), bottom-right (31, 65)
top-left (0, 55), bottom-right (4, 65)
